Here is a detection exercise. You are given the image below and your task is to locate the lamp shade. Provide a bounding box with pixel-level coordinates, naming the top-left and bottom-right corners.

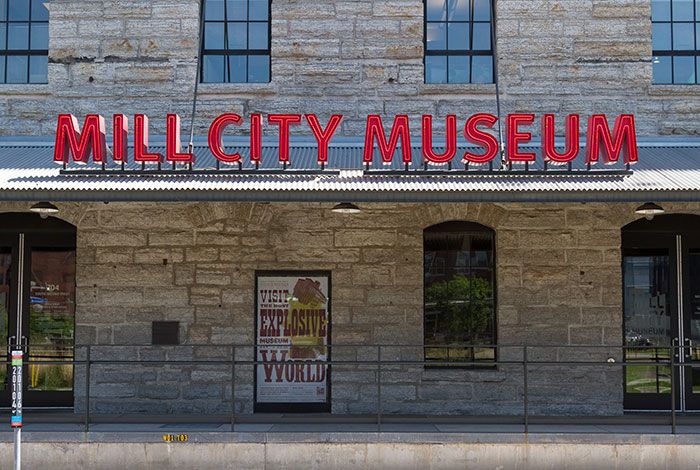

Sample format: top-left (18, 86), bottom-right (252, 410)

top-left (30, 202), bottom-right (59, 218)
top-left (635, 202), bottom-right (664, 220)
top-left (331, 202), bottom-right (361, 214)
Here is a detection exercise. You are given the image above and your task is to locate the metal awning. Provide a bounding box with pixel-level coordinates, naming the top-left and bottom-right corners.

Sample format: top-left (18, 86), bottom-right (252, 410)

top-left (0, 137), bottom-right (699, 202)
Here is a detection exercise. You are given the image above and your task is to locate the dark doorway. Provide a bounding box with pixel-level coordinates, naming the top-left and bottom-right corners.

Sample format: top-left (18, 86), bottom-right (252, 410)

top-left (0, 213), bottom-right (76, 408)
top-left (622, 214), bottom-right (700, 411)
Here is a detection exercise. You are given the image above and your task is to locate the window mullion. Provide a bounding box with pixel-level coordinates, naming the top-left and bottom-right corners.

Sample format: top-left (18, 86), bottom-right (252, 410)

top-left (27, 0), bottom-right (32, 82)
top-left (224, 0), bottom-right (230, 82)
top-left (469, 0), bottom-right (475, 83)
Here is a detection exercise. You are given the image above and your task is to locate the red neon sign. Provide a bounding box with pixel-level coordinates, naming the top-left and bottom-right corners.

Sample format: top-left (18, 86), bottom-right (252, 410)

top-left (53, 113), bottom-right (639, 168)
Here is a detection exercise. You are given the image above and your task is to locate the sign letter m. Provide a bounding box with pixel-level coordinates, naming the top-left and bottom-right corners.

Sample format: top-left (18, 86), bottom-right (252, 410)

top-left (53, 114), bottom-right (107, 164)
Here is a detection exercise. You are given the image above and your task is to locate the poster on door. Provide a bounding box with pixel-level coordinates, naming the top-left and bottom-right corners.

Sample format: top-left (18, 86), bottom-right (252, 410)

top-left (255, 273), bottom-right (330, 406)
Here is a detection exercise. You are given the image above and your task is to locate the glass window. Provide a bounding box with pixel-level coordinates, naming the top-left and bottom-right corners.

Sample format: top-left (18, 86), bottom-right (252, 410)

top-left (652, 0), bottom-right (700, 84)
top-left (202, 54), bottom-right (225, 83)
top-left (28, 54), bottom-right (46, 83)
top-left (8, 23), bottom-right (28, 49)
top-left (201, 0), bottom-right (270, 83)
top-left (248, 54), bottom-right (269, 82)
top-left (424, 221), bottom-right (496, 365)
top-left (424, 0), bottom-right (494, 84)
top-left (30, 22), bottom-right (48, 50)
top-left (448, 55), bottom-right (469, 83)
top-left (1, 0), bottom-right (49, 84)
top-left (6, 55), bottom-right (27, 83)
top-left (8, 0), bottom-right (28, 20)
top-left (228, 55), bottom-right (246, 82)
top-left (426, 55), bottom-right (447, 84)
top-left (654, 55), bottom-right (673, 83)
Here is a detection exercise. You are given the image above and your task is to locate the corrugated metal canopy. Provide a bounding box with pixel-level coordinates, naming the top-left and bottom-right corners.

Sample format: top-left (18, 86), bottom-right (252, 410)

top-left (0, 137), bottom-right (699, 202)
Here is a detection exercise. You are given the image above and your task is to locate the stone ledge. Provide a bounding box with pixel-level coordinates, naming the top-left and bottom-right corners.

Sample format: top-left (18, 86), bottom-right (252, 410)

top-left (648, 84), bottom-right (700, 96)
top-left (0, 84), bottom-right (51, 96)
top-left (197, 83), bottom-right (279, 96)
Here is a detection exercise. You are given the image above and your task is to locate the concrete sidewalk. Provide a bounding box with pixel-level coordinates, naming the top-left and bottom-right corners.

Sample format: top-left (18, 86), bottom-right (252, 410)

top-left (2, 420), bottom-right (700, 469)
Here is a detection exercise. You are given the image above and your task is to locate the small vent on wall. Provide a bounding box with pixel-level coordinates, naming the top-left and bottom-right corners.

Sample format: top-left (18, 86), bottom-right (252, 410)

top-left (152, 321), bottom-right (180, 345)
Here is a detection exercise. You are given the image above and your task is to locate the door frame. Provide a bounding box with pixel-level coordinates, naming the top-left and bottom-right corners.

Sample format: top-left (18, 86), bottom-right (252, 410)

top-left (0, 213), bottom-right (77, 408)
top-left (622, 214), bottom-right (700, 411)
top-left (622, 231), bottom-right (677, 411)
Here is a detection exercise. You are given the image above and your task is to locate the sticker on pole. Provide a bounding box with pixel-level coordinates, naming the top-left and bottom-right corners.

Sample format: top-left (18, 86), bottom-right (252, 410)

top-left (11, 349), bottom-right (22, 428)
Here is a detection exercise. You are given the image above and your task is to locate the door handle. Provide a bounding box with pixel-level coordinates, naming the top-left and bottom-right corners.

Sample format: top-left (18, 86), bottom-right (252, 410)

top-left (673, 337), bottom-right (680, 360)
top-left (685, 338), bottom-right (694, 360)
top-left (7, 335), bottom-right (16, 353)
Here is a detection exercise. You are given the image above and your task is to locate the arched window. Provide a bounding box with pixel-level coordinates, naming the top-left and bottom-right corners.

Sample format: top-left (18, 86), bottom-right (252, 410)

top-left (424, 221), bottom-right (496, 364)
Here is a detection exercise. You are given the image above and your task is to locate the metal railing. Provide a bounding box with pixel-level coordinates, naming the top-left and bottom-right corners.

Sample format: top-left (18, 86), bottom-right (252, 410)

top-left (3, 343), bottom-right (694, 434)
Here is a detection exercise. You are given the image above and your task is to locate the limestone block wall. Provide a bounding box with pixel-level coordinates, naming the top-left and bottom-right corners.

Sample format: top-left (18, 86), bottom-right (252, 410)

top-left (0, 1), bottom-right (698, 137)
top-left (4, 200), bottom-right (697, 415)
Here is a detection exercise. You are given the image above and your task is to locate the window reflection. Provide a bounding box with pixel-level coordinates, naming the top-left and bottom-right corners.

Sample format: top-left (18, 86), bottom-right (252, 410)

top-left (28, 249), bottom-right (76, 393)
top-left (651, 0), bottom-right (700, 84)
top-left (425, 0), bottom-right (494, 84)
top-left (0, 0), bottom-right (48, 84)
top-left (424, 221), bottom-right (496, 365)
top-left (0, 249), bottom-right (10, 392)
top-left (201, 0), bottom-right (271, 83)
top-left (623, 254), bottom-right (672, 395)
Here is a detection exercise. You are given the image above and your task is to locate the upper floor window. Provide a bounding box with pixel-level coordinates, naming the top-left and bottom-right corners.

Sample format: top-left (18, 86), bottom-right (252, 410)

top-left (201, 0), bottom-right (270, 83)
top-left (424, 0), bottom-right (494, 84)
top-left (652, 0), bottom-right (699, 84)
top-left (424, 221), bottom-right (496, 366)
top-left (0, 0), bottom-right (48, 84)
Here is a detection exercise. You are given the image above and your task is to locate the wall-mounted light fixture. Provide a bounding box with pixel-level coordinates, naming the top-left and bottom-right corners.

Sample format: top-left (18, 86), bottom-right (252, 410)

top-left (331, 202), bottom-right (361, 214)
top-left (635, 202), bottom-right (665, 221)
top-left (29, 202), bottom-right (59, 219)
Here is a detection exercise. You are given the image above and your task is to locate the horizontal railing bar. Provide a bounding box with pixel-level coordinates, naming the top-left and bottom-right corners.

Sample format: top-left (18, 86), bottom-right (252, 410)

top-left (7, 343), bottom-right (685, 348)
top-left (15, 359), bottom-right (679, 367)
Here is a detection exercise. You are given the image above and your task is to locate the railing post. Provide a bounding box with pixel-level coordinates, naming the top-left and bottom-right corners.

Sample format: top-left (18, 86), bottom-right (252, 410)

top-left (523, 345), bottom-right (528, 435)
top-left (85, 345), bottom-right (91, 434)
top-left (671, 342), bottom-right (676, 435)
top-left (231, 345), bottom-right (236, 432)
top-left (377, 345), bottom-right (382, 433)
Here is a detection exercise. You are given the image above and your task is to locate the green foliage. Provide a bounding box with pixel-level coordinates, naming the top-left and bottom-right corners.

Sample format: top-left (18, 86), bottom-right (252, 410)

top-left (425, 275), bottom-right (492, 344)
top-left (29, 306), bottom-right (73, 345)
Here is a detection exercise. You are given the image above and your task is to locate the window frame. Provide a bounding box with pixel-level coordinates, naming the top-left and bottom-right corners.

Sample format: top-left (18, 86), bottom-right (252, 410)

top-left (199, 0), bottom-right (272, 84)
top-left (423, 220), bottom-right (497, 368)
top-left (0, 0), bottom-right (49, 85)
top-left (651, 0), bottom-right (700, 84)
top-left (423, 0), bottom-right (495, 84)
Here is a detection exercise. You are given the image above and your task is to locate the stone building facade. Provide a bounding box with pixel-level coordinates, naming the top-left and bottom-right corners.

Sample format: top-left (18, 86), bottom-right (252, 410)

top-left (0, 200), bottom-right (696, 415)
top-left (0, 0), bottom-right (698, 137)
top-left (0, 0), bottom-right (699, 418)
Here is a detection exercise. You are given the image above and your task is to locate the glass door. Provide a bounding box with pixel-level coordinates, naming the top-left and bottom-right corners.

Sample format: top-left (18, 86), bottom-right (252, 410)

top-left (23, 241), bottom-right (76, 407)
top-left (0, 235), bottom-right (17, 408)
top-left (623, 214), bottom-right (700, 412)
top-left (623, 241), bottom-right (677, 410)
top-left (0, 214), bottom-right (76, 409)
top-left (682, 243), bottom-right (700, 410)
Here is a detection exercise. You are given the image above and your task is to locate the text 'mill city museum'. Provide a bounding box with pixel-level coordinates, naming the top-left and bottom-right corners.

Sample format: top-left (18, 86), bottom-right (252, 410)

top-left (2, 0), bottom-right (700, 431)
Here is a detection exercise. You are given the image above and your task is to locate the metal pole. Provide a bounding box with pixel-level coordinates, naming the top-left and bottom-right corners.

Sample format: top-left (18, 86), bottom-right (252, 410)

top-left (523, 346), bottom-right (529, 435)
top-left (671, 342), bottom-right (676, 434)
top-left (85, 345), bottom-right (91, 433)
top-left (13, 428), bottom-right (20, 470)
top-left (231, 345), bottom-right (235, 432)
top-left (377, 345), bottom-right (382, 433)
top-left (11, 348), bottom-right (23, 470)
top-left (188, 0), bottom-right (206, 154)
